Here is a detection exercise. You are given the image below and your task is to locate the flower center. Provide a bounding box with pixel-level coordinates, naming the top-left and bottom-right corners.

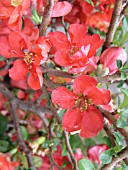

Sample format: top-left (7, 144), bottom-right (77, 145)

top-left (24, 52), bottom-right (35, 65)
top-left (69, 46), bottom-right (80, 56)
top-left (11, 0), bottom-right (23, 7)
top-left (75, 96), bottom-right (88, 112)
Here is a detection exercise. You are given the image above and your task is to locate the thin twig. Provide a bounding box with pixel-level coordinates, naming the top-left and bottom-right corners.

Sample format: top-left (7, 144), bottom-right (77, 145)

top-left (10, 100), bottom-right (36, 170)
top-left (103, 0), bottom-right (123, 50)
top-left (104, 118), bottom-right (116, 147)
top-left (39, 0), bottom-right (54, 36)
top-left (64, 130), bottom-right (79, 170)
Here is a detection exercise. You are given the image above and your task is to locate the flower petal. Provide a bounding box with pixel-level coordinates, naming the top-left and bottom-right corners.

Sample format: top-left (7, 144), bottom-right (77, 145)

top-left (68, 24), bottom-right (88, 45)
top-left (52, 86), bottom-right (77, 109)
top-left (62, 108), bottom-right (82, 132)
top-left (73, 75), bottom-right (98, 94)
top-left (47, 31), bottom-right (70, 50)
top-left (80, 105), bottom-right (103, 138)
top-left (88, 87), bottom-right (111, 105)
top-left (54, 50), bottom-right (71, 66)
top-left (51, 1), bottom-right (72, 17)
top-left (28, 67), bottom-right (43, 90)
top-left (9, 60), bottom-right (28, 81)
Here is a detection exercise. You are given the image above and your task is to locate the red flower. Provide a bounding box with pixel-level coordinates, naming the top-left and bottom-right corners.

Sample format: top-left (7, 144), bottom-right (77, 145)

top-left (100, 47), bottom-right (127, 75)
top-left (48, 24), bottom-right (103, 73)
top-left (0, 0), bottom-right (31, 31)
top-left (0, 31), bottom-right (50, 90)
top-left (0, 153), bottom-right (19, 170)
top-left (52, 75), bottom-right (111, 138)
top-left (87, 144), bottom-right (108, 164)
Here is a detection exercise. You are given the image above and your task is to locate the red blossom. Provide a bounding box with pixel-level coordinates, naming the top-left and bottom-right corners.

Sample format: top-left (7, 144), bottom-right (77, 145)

top-left (0, 153), bottom-right (19, 170)
top-left (0, 0), bottom-right (31, 31)
top-left (87, 144), bottom-right (109, 164)
top-left (48, 24), bottom-right (103, 73)
top-left (0, 30), bottom-right (50, 90)
top-left (52, 75), bottom-right (111, 138)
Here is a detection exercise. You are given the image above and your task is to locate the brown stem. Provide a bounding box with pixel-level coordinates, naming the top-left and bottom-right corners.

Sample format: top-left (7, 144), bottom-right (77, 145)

top-left (39, 0), bottom-right (54, 36)
top-left (104, 119), bottom-right (116, 147)
top-left (10, 100), bottom-right (36, 170)
top-left (101, 148), bottom-right (128, 170)
top-left (103, 0), bottom-right (123, 50)
top-left (64, 130), bottom-right (79, 170)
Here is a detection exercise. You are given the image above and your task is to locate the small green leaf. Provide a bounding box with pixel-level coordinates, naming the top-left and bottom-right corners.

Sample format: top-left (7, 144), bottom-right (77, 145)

top-left (122, 63), bottom-right (128, 70)
top-left (20, 126), bottom-right (28, 140)
top-left (119, 88), bottom-right (128, 109)
top-left (78, 158), bottom-right (95, 170)
top-left (116, 115), bottom-right (127, 128)
top-left (121, 72), bottom-right (127, 80)
top-left (114, 132), bottom-right (124, 146)
top-left (103, 136), bottom-right (112, 148)
top-left (99, 148), bottom-right (114, 164)
top-left (85, 0), bottom-right (94, 6)
top-left (123, 17), bottom-right (128, 31)
top-left (116, 60), bottom-right (122, 69)
top-left (122, 109), bottom-right (128, 117)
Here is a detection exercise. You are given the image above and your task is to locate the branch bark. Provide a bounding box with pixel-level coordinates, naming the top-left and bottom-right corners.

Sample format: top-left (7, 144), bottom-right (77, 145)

top-left (101, 148), bottom-right (128, 170)
top-left (39, 0), bottom-right (54, 36)
top-left (103, 0), bottom-right (123, 50)
top-left (10, 100), bottom-right (36, 170)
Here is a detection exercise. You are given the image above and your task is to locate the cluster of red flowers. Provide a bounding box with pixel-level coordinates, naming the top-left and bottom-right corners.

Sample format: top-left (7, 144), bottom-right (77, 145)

top-left (0, 0), bottom-right (127, 169)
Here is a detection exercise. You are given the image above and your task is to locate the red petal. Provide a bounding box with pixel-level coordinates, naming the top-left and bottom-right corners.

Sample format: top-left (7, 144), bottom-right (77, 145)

top-left (73, 75), bottom-right (98, 94)
top-left (54, 50), bottom-right (71, 66)
top-left (9, 60), bottom-right (28, 81)
top-left (62, 108), bottom-right (82, 132)
top-left (80, 105), bottom-right (103, 138)
top-left (51, 1), bottom-right (72, 17)
top-left (0, 36), bottom-right (12, 58)
top-left (52, 86), bottom-right (77, 109)
top-left (68, 24), bottom-right (88, 45)
top-left (9, 32), bottom-right (26, 57)
top-left (88, 87), bottom-right (111, 105)
top-left (87, 34), bottom-right (104, 58)
top-left (48, 31), bottom-right (70, 50)
top-left (28, 67), bottom-right (43, 90)
top-left (100, 47), bottom-right (127, 75)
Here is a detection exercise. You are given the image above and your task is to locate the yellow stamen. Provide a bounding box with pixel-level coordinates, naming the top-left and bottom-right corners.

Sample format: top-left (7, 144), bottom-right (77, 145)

top-left (24, 52), bottom-right (34, 65)
top-left (11, 0), bottom-right (23, 7)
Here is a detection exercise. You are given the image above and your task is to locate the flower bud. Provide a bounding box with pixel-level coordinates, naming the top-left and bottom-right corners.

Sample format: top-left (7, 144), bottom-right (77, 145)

top-left (100, 47), bottom-right (127, 75)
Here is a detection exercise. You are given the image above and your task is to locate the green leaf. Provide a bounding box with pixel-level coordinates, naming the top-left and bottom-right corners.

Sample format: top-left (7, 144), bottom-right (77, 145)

top-left (85, 0), bottom-right (94, 6)
top-left (0, 140), bottom-right (9, 152)
top-left (99, 148), bottom-right (114, 164)
top-left (20, 126), bottom-right (28, 140)
top-left (114, 132), bottom-right (124, 146)
top-left (78, 158), bottom-right (95, 170)
top-left (116, 115), bottom-right (127, 128)
top-left (123, 16), bottom-right (128, 31)
top-left (103, 136), bottom-right (112, 148)
top-left (121, 32), bottom-right (128, 45)
top-left (121, 72), bottom-right (127, 80)
top-left (0, 114), bottom-right (8, 135)
top-left (119, 88), bottom-right (128, 109)
top-left (122, 109), bottom-right (128, 117)
top-left (122, 63), bottom-right (128, 70)
top-left (116, 60), bottom-right (122, 69)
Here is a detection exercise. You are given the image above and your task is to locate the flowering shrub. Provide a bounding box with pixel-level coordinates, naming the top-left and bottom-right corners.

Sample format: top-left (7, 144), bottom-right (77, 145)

top-left (0, 0), bottom-right (128, 170)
